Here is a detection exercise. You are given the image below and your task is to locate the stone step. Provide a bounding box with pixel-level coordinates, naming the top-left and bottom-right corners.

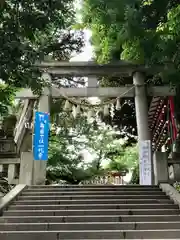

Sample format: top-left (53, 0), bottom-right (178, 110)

top-left (8, 203), bottom-right (178, 211)
top-left (1, 229), bottom-right (180, 239)
top-left (28, 185), bottom-right (159, 189)
top-left (17, 194), bottom-right (169, 200)
top-left (0, 221), bottom-right (180, 231)
top-left (21, 191), bottom-right (165, 196)
top-left (13, 198), bottom-right (173, 205)
top-left (3, 209), bottom-right (180, 216)
top-left (25, 188), bottom-right (162, 193)
top-left (1, 215), bottom-right (180, 223)
top-left (18, 195), bottom-right (169, 204)
top-left (1, 184), bottom-right (180, 239)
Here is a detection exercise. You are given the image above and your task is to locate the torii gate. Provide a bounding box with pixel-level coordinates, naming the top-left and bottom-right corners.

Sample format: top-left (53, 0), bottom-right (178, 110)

top-left (16, 61), bottom-right (176, 185)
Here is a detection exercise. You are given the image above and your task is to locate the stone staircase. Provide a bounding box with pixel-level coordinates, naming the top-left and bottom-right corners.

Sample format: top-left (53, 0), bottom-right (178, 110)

top-left (1, 185), bottom-right (180, 239)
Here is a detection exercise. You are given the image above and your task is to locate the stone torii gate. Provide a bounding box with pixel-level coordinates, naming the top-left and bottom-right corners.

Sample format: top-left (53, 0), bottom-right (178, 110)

top-left (16, 61), bottom-right (176, 185)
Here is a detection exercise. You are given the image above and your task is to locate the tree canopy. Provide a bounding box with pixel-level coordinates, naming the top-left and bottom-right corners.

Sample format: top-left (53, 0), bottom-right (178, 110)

top-left (0, 0), bottom-right (84, 116)
top-left (47, 99), bottom-right (134, 184)
top-left (82, 0), bottom-right (180, 71)
top-left (80, 0), bottom-right (180, 137)
top-left (0, 0), bottom-right (83, 91)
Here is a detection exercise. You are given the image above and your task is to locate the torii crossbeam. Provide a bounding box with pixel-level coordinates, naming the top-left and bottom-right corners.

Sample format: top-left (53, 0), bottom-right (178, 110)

top-left (16, 60), bottom-right (175, 98)
top-left (15, 85), bottom-right (175, 99)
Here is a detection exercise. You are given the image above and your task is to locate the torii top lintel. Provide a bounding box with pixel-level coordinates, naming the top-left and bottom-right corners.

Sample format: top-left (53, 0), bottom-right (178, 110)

top-left (15, 61), bottom-right (174, 99)
top-left (35, 60), bottom-right (165, 77)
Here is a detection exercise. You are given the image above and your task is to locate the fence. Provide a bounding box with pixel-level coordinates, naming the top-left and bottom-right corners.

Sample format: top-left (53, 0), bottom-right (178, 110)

top-left (0, 157), bottom-right (20, 185)
top-left (82, 175), bottom-right (124, 185)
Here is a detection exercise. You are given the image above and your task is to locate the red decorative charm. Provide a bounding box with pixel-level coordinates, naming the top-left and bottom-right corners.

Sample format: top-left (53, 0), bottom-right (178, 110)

top-left (149, 96), bottom-right (178, 151)
top-left (169, 96), bottom-right (178, 141)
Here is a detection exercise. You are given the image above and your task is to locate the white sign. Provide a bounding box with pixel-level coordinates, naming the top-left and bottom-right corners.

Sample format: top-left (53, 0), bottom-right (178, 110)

top-left (139, 140), bottom-right (152, 185)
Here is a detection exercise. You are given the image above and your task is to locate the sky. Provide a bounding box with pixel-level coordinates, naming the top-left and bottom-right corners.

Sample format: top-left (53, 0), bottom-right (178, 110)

top-left (71, 0), bottom-right (93, 62)
top-left (71, 30), bottom-right (93, 62)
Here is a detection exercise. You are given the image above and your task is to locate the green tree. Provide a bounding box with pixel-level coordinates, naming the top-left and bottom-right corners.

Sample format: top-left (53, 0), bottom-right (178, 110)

top-left (130, 164), bottom-right (139, 184)
top-left (106, 143), bottom-right (138, 177)
top-left (107, 160), bottom-right (129, 174)
top-left (0, 0), bottom-right (84, 118)
top-left (47, 111), bottom-right (94, 184)
top-left (0, 0), bottom-right (83, 91)
top-left (81, 0), bottom-right (180, 138)
top-left (82, 0), bottom-right (180, 68)
top-left (47, 102), bottom-right (128, 184)
top-left (0, 84), bottom-right (15, 116)
top-left (115, 144), bottom-right (138, 170)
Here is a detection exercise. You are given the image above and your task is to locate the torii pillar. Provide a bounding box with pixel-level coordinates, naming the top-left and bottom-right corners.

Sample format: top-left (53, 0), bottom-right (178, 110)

top-left (32, 71), bottom-right (51, 185)
top-left (133, 72), bottom-right (154, 185)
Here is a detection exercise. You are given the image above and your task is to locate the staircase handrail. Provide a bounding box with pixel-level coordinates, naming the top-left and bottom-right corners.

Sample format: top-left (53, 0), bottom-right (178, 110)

top-left (14, 99), bottom-right (35, 153)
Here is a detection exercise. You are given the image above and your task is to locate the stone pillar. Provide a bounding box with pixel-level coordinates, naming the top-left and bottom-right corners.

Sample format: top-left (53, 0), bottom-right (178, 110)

top-left (87, 76), bottom-right (98, 87)
top-left (172, 142), bottom-right (180, 181)
top-left (133, 72), bottom-right (153, 185)
top-left (172, 164), bottom-right (180, 181)
top-left (19, 152), bottom-right (33, 185)
top-left (153, 151), bottom-right (168, 184)
top-left (8, 164), bottom-right (16, 184)
top-left (32, 86), bottom-right (50, 185)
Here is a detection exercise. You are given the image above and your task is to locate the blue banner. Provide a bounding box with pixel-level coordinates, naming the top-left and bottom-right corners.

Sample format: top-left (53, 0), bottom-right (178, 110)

top-left (33, 111), bottom-right (50, 160)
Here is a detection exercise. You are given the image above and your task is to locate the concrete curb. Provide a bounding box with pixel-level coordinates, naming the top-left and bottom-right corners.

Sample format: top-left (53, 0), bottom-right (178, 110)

top-left (160, 183), bottom-right (180, 207)
top-left (0, 184), bottom-right (27, 214)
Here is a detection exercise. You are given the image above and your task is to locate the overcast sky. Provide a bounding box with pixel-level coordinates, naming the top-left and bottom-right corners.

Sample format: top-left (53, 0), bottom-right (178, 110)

top-left (71, 30), bottom-right (93, 62)
top-left (71, 0), bottom-right (93, 62)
